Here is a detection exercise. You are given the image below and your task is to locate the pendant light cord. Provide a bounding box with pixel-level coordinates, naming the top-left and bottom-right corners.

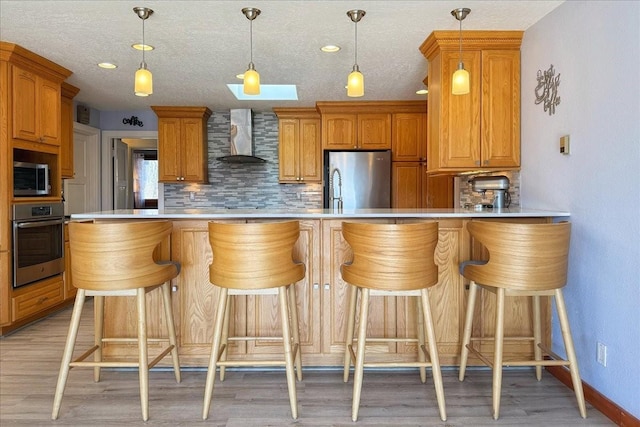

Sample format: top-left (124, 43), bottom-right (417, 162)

top-left (249, 18), bottom-right (253, 65)
top-left (142, 17), bottom-right (146, 65)
top-left (354, 20), bottom-right (358, 67)
top-left (458, 16), bottom-right (462, 64)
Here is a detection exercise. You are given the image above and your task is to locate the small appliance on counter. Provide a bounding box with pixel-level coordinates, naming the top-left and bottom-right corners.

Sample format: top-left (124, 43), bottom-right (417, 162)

top-left (469, 175), bottom-right (511, 209)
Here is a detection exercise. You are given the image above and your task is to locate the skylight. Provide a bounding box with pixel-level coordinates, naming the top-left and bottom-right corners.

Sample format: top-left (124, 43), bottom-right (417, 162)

top-left (227, 84), bottom-right (298, 101)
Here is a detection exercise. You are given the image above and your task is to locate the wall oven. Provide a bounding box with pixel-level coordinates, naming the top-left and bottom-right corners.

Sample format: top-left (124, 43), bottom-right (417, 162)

top-left (12, 202), bottom-right (65, 288)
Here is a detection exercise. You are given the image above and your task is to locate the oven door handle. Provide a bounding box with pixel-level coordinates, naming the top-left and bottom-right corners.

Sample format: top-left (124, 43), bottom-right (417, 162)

top-left (17, 218), bottom-right (64, 228)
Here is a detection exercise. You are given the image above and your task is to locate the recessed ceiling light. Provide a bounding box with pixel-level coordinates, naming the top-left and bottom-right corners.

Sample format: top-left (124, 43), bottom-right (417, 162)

top-left (416, 89), bottom-right (428, 95)
top-left (321, 45), bottom-right (341, 53)
top-left (236, 73), bottom-right (245, 79)
top-left (132, 43), bottom-right (154, 51)
top-left (98, 62), bottom-right (117, 69)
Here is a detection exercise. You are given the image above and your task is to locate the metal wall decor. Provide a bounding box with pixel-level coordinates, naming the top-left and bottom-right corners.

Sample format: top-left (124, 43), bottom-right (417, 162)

top-left (534, 64), bottom-right (561, 115)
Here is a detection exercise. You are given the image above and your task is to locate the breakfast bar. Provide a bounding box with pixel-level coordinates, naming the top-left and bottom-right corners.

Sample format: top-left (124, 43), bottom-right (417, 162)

top-left (71, 207), bottom-right (569, 367)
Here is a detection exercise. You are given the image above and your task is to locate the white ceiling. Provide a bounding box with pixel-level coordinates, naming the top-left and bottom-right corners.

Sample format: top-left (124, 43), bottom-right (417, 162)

top-left (0, 0), bottom-right (563, 113)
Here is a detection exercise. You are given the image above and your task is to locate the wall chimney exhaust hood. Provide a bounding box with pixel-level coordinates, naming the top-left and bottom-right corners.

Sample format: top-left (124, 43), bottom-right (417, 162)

top-left (217, 109), bottom-right (266, 163)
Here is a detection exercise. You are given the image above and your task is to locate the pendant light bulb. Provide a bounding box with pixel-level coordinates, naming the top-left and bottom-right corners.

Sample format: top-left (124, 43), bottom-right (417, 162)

top-left (242, 7), bottom-right (261, 95)
top-left (451, 8), bottom-right (470, 95)
top-left (346, 9), bottom-right (365, 98)
top-left (133, 7), bottom-right (153, 97)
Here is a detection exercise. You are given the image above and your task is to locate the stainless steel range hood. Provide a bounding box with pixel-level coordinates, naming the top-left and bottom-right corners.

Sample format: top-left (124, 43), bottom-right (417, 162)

top-left (217, 109), bottom-right (266, 163)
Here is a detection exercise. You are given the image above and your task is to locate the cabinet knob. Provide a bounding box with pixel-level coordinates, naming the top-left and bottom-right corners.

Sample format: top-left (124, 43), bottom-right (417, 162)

top-left (324, 283), bottom-right (330, 290)
top-left (483, 160), bottom-right (490, 166)
top-left (171, 285), bottom-right (178, 292)
top-left (313, 283), bottom-right (319, 290)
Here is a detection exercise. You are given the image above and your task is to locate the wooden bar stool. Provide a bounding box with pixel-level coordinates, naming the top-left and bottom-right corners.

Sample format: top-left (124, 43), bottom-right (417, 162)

top-left (52, 220), bottom-right (181, 421)
top-left (458, 221), bottom-right (586, 419)
top-left (202, 221), bottom-right (306, 420)
top-left (341, 221), bottom-right (446, 422)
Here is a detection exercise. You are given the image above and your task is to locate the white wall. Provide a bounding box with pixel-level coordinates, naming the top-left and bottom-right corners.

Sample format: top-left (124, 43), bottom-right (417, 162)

top-left (521, 1), bottom-right (640, 418)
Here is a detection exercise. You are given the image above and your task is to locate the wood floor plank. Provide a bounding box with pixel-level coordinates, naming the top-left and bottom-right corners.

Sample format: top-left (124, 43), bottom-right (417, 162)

top-left (0, 301), bottom-right (614, 426)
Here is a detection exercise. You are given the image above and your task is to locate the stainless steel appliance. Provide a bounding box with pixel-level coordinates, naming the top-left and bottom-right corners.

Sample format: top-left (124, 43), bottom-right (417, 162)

top-left (469, 175), bottom-right (511, 208)
top-left (13, 161), bottom-right (51, 196)
top-left (12, 202), bottom-right (64, 288)
top-left (324, 150), bottom-right (391, 210)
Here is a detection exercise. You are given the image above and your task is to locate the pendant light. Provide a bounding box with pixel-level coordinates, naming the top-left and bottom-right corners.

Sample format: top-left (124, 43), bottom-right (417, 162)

top-left (451, 8), bottom-right (471, 95)
top-left (346, 9), bottom-right (365, 97)
top-left (133, 7), bottom-right (153, 97)
top-left (242, 7), bottom-right (261, 95)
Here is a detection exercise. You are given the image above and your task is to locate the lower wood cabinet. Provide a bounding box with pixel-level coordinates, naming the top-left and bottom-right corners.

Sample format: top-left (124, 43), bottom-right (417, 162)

top-left (11, 275), bottom-right (64, 322)
top-left (100, 217), bottom-right (551, 367)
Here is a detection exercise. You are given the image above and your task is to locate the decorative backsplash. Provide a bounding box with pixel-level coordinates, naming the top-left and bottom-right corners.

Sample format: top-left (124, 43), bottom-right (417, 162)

top-left (457, 171), bottom-right (521, 208)
top-left (163, 111), bottom-right (323, 209)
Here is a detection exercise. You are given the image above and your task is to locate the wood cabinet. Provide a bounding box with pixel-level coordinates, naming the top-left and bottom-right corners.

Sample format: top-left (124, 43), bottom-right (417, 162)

top-left (273, 108), bottom-right (322, 183)
top-left (321, 113), bottom-right (391, 150)
top-left (11, 65), bottom-right (63, 146)
top-left (391, 112), bottom-right (454, 208)
top-left (11, 275), bottom-right (64, 322)
top-left (392, 113), bottom-right (426, 162)
top-left (151, 106), bottom-right (212, 184)
top-left (60, 82), bottom-right (80, 179)
top-left (96, 215), bottom-right (555, 367)
top-left (420, 31), bottom-right (522, 174)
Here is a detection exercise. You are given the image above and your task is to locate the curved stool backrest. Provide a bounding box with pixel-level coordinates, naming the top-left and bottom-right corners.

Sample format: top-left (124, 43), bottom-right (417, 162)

top-left (463, 221), bottom-right (571, 291)
top-left (69, 220), bottom-right (178, 291)
top-left (208, 221), bottom-right (305, 290)
top-left (341, 221), bottom-right (439, 291)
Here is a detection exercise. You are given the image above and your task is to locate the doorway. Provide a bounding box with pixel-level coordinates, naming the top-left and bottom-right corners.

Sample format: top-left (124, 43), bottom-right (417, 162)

top-left (100, 130), bottom-right (159, 210)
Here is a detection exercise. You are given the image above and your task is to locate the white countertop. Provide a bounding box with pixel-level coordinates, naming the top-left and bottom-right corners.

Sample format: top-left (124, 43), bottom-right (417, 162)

top-left (71, 207), bottom-right (570, 220)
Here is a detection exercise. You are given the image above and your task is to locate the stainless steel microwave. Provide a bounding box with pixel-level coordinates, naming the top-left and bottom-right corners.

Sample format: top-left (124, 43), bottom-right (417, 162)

top-left (13, 161), bottom-right (51, 196)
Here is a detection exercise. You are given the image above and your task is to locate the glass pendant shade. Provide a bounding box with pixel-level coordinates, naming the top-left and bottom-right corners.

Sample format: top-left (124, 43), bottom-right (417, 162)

top-left (243, 66), bottom-right (260, 95)
top-left (452, 65), bottom-right (469, 95)
top-left (347, 69), bottom-right (364, 97)
top-left (135, 64), bottom-right (153, 96)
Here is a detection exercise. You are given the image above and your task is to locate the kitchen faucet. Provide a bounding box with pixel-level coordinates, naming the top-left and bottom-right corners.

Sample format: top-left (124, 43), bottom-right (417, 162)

top-left (329, 167), bottom-right (343, 212)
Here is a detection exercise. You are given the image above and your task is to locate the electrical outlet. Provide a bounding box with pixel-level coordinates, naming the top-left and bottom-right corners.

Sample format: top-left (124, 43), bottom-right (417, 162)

top-left (189, 191), bottom-right (196, 202)
top-left (560, 135), bottom-right (570, 155)
top-left (597, 342), bottom-right (607, 367)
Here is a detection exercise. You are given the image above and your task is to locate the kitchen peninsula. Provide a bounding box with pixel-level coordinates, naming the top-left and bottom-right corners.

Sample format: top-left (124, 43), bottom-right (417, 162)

top-left (71, 207), bottom-right (569, 367)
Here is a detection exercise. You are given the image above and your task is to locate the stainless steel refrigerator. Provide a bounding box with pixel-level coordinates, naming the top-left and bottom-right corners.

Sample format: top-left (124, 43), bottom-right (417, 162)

top-left (323, 150), bottom-right (391, 209)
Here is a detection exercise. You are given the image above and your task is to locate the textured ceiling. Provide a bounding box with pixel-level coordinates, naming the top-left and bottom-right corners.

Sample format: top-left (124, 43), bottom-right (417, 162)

top-left (0, 0), bottom-right (563, 112)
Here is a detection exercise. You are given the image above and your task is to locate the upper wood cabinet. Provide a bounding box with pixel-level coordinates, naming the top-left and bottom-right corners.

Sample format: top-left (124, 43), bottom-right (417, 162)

top-left (151, 106), bottom-right (212, 184)
top-left (391, 113), bottom-right (426, 161)
top-left (317, 101), bottom-right (426, 151)
top-left (60, 82), bottom-right (80, 179)
top-left (420, 31), bottom-right (522, 173)
top-left (321, 113), bottom-right (391, 150)
top-left (273, 108), bottom-right (322, 183)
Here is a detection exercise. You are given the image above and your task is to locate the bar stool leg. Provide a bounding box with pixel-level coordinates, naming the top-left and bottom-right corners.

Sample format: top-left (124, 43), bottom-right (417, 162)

top-left (343, 284), bottom-right (358, 383)
top-left (555, 289), bottom-right (587, 418)
top-left (352, 287), bottom-right (370, 422)
top-left (161, 282), bottom-right (181, 383)
top-left (93, 294), bottom-right (104, 382)
top-left (288, 283), bottom-right (303, 381)
top-left (279, 286), bottom-right (298, 419)
top-left (203, 288), bottom-right (228, 420)
top-left (533, 295), bottom-right (543, 381)
top-left (219, 294), bottom-right (231, 381)
top-left (52, 289), bottom-right (86, 420)
top-left (459, 281), bottom-right (478, 381)
top-left (493, 288), bottom-right (505, 420)
top-left (136, 288), bottom-right (150, 421)
top-left (342, 285), bottom-right (358, 383)
top-left (417, 298), bottom-right (427, 383)
top-left (421, 288), bottom-right (447, 421)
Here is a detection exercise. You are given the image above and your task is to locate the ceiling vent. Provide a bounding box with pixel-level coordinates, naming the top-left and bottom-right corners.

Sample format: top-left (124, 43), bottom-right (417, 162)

top-left (217, 109), bottom-right (265, 163)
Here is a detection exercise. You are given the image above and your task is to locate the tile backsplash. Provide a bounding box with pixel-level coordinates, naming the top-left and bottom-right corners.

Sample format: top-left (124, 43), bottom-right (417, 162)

top-left (163, 111), bottom-right (322, 209)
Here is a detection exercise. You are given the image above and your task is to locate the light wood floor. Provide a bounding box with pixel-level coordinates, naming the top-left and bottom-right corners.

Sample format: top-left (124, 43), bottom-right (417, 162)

top-left (0, 301), bottom-right (613, 426)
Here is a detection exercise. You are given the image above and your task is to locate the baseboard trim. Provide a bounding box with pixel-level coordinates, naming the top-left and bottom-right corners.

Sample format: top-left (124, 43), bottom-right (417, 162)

top-left (546, 365), bottom-right (640, 427)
